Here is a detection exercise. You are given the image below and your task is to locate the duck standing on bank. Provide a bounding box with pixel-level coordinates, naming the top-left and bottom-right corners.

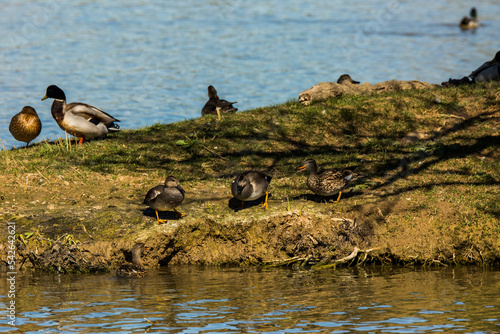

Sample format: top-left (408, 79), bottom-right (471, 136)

top-left (297, 159), bottom-right (359, 203)
top-left (41, 85), bottom-right (120, 144)
top-left (201, 85), bottom-right (238, 120)
top-left (9, 106), bottom-right (42, 148)
top-left (231, 171), bottom-right (272, 210)
top-left (459, 7), bottom-right (479, 29)
top-left (144, 175), bottom-right (186, 224)
top-left (469, 51), bottom-right (500, 83)
top-left (116, 243), bottom-right (147, 277)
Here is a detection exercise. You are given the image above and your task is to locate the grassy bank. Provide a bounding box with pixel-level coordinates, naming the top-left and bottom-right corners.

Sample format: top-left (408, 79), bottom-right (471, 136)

top-left (1, 82), bottom-right (499, 271)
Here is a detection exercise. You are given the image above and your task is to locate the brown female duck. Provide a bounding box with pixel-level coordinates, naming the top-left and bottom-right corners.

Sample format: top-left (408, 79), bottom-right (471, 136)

top-left (9, 106), bottom-right (42, 148)
top-left (297, 159), bottom-right (358, 203)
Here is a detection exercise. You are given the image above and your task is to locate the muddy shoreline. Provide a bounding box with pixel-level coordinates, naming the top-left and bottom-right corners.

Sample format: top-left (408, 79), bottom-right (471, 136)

top-left (1, 83), bottom-right (499, 272)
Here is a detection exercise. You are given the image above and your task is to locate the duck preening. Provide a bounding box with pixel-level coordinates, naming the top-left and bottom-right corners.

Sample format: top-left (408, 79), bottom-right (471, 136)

top-left (297, 159), bottom-right (359, 203)
top-left (144, 175), bottom-right (186, 224)
top-left (41, 85), bottom-right (120, 144)
top-left (231, 171), bottom-right (272, 210)
top-left (9, 106), bottom-right (42, 148)
top-left (116, 243), bottom-right (147, 277)
top-left (201, 85), bottom-right (238, 120)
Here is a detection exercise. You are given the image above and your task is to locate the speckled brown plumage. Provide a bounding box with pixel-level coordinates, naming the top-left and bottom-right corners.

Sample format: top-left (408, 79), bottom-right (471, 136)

top-left (9, 106), bottom-right (42, 148)
top-left (297, 159), bottom-right (358, 202)
top-left (201, 85), bottom-right (237, 118)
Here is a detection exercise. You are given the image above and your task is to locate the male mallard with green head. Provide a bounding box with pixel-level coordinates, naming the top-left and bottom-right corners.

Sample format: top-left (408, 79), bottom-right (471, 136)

top-left (201, 85), bottom-right (238, 120)
top-left (469, 51), bottom-right (500, 83)
top-left (41, 85), bottom-right (120, 144)
top-left (144, 175), bottom-right (186, 224)
top-left (459, 7), bottom-right (479, 29)
top-left (116, 243), bottom-right (147, 277)
top-left (231, 171), bottom-right (272, 210)
top-left (297, 159), bottom-right (359, 203)
top-left (9, 106), bottom-right (42, 148)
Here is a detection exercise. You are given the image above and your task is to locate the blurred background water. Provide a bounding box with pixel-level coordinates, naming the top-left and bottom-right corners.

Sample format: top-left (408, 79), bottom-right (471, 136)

top-left (0, 266), bottom-right (499, 333)
top-left (0, 0), bottom-right (499, 149)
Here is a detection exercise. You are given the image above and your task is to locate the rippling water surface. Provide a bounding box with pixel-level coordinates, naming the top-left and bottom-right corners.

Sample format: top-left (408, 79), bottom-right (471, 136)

top-left (0, 0), bottom-right (499, 149)
top-left (0, 266), bottom-right (499, 333)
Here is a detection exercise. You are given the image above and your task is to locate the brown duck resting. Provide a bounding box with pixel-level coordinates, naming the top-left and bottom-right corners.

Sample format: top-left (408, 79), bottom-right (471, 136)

top-left (201, 85), bottom-right (237, 119)
top-left (297, 159), bottom-right (359, 203)
top-left (9, 106), bottom-right (42, 148)
top-left (231, 171), bottom-right (272, 210)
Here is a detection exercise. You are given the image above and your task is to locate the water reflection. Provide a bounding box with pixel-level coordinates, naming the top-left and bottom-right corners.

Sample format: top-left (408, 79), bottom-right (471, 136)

top-left (0, 266), bottom-right (498, 333)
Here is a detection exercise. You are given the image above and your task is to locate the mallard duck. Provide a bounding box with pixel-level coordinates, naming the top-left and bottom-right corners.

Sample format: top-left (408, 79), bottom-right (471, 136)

top-left (459, 8), bottom-right (479, 29)
top-left (9, 106), bottom-right (42, 148)
top-left (469, 51), bottom-right (500, 83)
top-left (231, 171), bottom-right (272, 210)
top-left (116, 243), bottom-right (147, 277)
top-left (144, 176), bottom-right (186, 224)
top-left (201, 85), bottom-right (238, 120)
top-left (297, 159), bottom-right (358, 203)
top-left (41, 85), bottom-right (120, 144)
top-left (337, 74), bottom-right (360, 85)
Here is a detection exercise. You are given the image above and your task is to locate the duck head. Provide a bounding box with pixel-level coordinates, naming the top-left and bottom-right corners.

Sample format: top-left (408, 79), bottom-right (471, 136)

top-left (42, 85), bottom-right (66, 101)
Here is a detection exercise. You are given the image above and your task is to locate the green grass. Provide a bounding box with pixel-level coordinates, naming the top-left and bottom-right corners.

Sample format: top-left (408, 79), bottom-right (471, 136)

top-left (1, 82), bottom-right (499, 266)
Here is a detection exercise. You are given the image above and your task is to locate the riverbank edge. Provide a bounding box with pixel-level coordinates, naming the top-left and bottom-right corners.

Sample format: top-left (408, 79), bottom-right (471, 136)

top-left (1, 82), bottom-right (499, 272)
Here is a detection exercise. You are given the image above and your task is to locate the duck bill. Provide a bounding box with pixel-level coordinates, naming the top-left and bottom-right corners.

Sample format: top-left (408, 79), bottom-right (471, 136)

top-left (296, 165), bottom-right (307, 172)
top-left (41, 95), bottom-right (48, 101)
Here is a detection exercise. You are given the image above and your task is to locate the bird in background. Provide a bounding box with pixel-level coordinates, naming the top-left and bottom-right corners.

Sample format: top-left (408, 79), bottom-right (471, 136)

top-left (201, 85), bottom-right (238, 120)
top-left (459, 7), bottom-right (479, 29)
top-left (337, 74), bottom-right (360, 85)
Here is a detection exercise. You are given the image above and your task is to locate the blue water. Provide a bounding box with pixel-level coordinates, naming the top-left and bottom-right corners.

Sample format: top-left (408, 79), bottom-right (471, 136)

top-left (1, 0), bottom-right (499, 149)
top-left (0, 267), bottom-right (499, 333)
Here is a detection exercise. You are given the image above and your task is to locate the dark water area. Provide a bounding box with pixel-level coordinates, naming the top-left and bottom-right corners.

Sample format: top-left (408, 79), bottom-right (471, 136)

top-left (1, 0), bottom-right (500, 149)
top-left (1, 266), bottom-right (499, 333)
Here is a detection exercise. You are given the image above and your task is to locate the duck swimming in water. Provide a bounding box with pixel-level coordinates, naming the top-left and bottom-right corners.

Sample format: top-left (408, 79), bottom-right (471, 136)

top-left (201, 85), bottom-right (238, 120)
top-left (297, 159), bottom-right (359, 203)
top-left (9, 106), bottom-right (42, 148)
top-left (459, 7), bottom-right (479, 29)
top-left (41, 85), bottom-right (120, 144)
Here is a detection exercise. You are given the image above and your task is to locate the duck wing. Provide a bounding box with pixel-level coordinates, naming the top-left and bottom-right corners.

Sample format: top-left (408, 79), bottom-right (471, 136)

top-left (66, 102), bottom-right (120, 124)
